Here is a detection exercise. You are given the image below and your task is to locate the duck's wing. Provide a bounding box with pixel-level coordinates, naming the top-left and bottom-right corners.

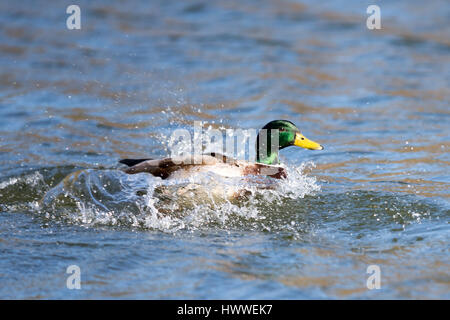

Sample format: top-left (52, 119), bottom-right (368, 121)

top-left (120, 155), bottom-right (223, 179)
top-left (241, 163), bottom-right (287, 179)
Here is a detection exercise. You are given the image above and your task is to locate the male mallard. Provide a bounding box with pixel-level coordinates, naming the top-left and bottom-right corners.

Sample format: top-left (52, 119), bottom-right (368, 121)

top-left (119, 120), bottom-right (323, 180)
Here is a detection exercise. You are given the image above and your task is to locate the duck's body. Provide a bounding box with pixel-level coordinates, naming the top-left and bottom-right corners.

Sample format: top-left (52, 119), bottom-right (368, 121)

top-left (119, 120), bottom-right (323, 182)
top-left (120, 153), bottom-right (287, 180)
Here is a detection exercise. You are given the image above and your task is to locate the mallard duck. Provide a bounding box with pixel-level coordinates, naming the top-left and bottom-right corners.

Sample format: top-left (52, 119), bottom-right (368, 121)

top-left (119, 120), bottom-right (323, 180)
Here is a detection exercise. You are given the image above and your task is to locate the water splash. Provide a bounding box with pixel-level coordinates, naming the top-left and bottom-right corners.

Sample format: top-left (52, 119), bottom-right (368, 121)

top-left (0, 163), bottom-right (443, 240)
top-left (36, 162), bottom-right (320, 233)
top-left (0, 171), bottom-right (45, 190)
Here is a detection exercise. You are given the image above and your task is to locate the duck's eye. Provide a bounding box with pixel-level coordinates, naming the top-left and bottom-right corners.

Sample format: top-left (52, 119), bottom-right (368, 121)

top-left (279, 128), bottom-right (285, 132)
top-left (301, 137), bottom-right (305, 140)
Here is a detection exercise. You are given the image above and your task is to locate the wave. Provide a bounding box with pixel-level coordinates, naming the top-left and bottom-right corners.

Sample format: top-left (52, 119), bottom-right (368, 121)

top-left (1, 164), bottom-right (445, 239)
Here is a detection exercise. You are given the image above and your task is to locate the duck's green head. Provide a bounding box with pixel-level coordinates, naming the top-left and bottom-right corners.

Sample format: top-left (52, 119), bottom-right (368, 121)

top-left (256, 120), bottom-right (323, 165)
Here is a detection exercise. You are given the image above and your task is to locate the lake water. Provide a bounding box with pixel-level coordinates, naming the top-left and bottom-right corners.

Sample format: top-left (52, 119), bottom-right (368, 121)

top-left (0, 0), bottom-right (449, 299)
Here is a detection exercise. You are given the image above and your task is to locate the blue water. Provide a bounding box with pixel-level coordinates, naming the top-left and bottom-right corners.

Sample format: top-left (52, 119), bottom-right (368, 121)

top-left (0, 0), bottom-right (449, 299)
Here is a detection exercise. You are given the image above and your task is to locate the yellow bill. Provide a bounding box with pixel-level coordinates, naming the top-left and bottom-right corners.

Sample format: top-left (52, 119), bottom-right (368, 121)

top-left (294, 132), bottom-right (324, 150)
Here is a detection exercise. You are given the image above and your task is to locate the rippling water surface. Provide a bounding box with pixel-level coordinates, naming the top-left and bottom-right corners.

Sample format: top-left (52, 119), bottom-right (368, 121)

top-left (0, 0), bottom-right (449, 299)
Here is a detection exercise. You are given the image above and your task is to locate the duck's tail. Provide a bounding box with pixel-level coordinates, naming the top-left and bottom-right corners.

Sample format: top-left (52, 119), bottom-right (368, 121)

top-left (119, 158), bottom-right (153, 167)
